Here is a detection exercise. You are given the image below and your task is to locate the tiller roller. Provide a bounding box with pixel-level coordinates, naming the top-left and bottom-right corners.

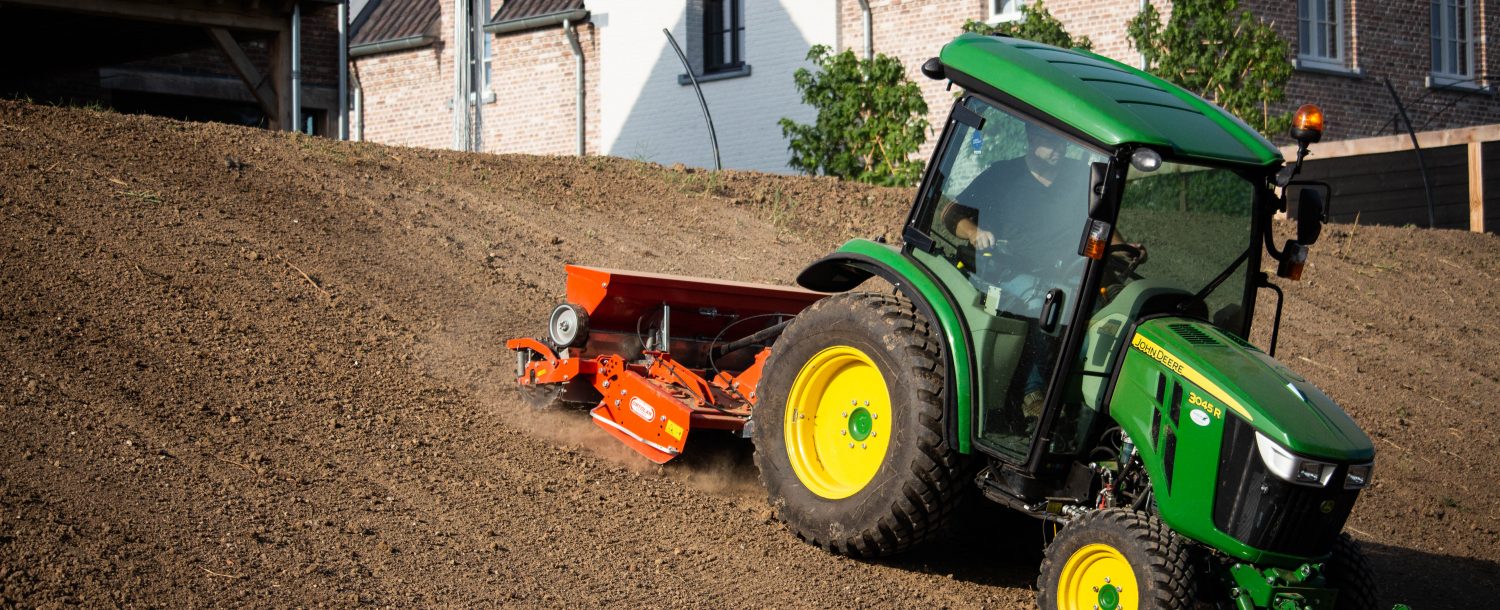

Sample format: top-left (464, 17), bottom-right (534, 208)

top-left (506, 265), bottom-right (824, 463)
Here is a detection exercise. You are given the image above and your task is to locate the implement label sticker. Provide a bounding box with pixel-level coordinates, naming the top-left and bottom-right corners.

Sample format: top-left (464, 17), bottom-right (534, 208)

top-left (1131, 333), bottom-right (1253, 422)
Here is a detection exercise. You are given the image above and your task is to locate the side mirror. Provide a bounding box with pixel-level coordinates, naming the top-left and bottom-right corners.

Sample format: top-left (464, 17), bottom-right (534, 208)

top-left (1295, 188), bottom-right (1325, 246)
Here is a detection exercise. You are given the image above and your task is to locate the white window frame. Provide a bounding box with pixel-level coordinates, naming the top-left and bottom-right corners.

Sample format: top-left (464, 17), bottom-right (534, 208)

top-left (1430, 0), bottom-right (1477, 88)
top-left (987, 0), bottom-right (1025, 24)
top-left (1296, 0), bottom-right (1346, 71)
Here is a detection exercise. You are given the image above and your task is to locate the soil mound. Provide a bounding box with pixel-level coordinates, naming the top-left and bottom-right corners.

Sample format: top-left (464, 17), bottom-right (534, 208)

top-left (1, 100), bottom-right (1496, 607)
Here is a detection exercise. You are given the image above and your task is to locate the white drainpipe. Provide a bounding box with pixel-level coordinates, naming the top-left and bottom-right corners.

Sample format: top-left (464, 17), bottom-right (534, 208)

top-left (563, 19), bottom-right (584, 156)
top-left (858, 0), bottom-right (872, 60)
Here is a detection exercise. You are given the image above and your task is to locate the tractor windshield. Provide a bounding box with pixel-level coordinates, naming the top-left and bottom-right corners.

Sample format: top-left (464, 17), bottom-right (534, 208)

top-left (1111, 161), bottom-right (1257, 328)
top-left (1064, 160), bottom-right (1258, 449)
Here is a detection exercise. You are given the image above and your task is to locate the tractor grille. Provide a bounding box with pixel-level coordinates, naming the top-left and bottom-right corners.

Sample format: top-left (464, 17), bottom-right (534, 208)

top-left (1213, 417), bottom-right (1361, 558)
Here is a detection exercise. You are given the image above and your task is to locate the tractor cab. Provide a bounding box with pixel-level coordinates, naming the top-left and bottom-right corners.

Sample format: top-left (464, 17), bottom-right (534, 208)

top-left (896, 35), bottom-right (1325, 480)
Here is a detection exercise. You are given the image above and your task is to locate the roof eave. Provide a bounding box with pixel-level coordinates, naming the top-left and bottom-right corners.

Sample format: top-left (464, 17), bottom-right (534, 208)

top-left (483, 8), bottom-right (589, 35)
top-left (349, 33), bottom-right (436, 57)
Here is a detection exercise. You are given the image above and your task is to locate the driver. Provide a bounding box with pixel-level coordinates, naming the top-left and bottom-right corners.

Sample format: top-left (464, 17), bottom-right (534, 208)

top-left (940, 124), bottom-right (1144, 421)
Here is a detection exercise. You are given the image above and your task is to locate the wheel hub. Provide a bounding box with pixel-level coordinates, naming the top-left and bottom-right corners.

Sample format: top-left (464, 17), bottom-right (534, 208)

top-left (847, 407), bottom-right (873, 441)
top-left (1096, 583), bottom-right (1120, 610)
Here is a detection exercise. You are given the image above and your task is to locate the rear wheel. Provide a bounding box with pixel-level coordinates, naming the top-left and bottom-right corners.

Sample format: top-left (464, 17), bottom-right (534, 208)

top-left (1326, 533), bottom-right (1378, 609)
top-left (1038, 509), bottom-right (1195, 610)
top-left (753, 292), bottom-right (967, 557)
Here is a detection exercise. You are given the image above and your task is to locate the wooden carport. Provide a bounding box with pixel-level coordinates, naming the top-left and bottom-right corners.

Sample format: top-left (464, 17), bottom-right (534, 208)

top-left (4, 0), bottom-right (337, 131)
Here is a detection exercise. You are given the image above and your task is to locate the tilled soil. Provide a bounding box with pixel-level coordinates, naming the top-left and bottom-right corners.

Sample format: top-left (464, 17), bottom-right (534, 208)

top-left (0, 100), bottom-right (1496, 608)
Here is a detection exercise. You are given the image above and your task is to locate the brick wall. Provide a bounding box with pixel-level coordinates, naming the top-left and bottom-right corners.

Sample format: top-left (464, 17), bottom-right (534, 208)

top-left (844, 0), bottom-right (1497, 152)
top-left (483, 22), bottom-right (602, 155)
top-left (354, 43), bottom-right (453, 149)
top-left (838, 0), bottom-right (1164, 160)
top-left (1246, 0), bottom-right (1499, 141)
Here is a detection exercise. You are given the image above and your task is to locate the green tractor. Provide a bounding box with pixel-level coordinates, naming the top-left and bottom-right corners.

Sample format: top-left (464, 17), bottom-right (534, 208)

top-left (510, 32), bottom-right (1399, 610)
top-left (758, 34), bottom-right (1381, 609)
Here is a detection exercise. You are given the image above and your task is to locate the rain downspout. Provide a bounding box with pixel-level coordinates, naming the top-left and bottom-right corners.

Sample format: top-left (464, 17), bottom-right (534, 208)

top-left (857, 0), bottom-right (872, 60)
top-left (337, 0), bottom-right (349, 139)
top-left (1139, 0), bottom-right (1149, 70)
top-left (452, 0), bottom-right (472, 150)
top-left (563, 19), bottom-right (584, 156)
top-left (292, 2), bottom-right (302, 132)
top-left (351, 69), bottom-right (363, 141)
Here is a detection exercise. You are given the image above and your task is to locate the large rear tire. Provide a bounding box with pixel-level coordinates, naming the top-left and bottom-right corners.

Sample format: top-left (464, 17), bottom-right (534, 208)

top-left (752, 292), bottom-right (968, 557)
top-left (1326, 533), bottom-right (1378, 609)
top-left (1038, 509), bottom-right (1195, 610)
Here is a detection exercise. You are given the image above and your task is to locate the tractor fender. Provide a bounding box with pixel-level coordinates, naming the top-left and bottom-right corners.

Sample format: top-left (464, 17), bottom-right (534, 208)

top-left (796, 239), bottom-right (975, 454)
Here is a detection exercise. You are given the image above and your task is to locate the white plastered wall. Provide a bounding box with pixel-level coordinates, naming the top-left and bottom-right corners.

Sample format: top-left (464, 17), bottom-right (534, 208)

top-left (590, 0), bottom-right (838, 173)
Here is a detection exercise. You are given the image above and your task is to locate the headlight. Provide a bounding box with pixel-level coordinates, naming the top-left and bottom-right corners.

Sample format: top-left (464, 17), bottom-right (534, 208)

top-left (1345, 462), bottom-right (1374, 489)
top-left (1255, 432), bottom-right (1336, 487)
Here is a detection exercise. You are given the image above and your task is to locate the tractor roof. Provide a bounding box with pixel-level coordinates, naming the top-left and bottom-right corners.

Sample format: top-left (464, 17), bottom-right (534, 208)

top-left (939, 33), bottom-right (1282, 167)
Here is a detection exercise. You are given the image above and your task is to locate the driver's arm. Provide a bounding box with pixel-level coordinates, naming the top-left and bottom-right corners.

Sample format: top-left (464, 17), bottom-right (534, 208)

top-left (954, 217), bottom-right (995, 249)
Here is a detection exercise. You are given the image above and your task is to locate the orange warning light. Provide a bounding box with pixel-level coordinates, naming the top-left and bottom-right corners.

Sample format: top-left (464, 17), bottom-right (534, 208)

top-left (1291, 104), bottom-right (1324, 143)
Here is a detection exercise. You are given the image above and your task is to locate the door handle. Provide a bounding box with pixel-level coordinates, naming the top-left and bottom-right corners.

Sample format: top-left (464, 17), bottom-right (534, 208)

top-left (1039, 288), bottom-right (1065, 333)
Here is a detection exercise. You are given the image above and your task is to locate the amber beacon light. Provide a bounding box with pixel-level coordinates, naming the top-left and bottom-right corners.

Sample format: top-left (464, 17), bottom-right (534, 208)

top-left (1291, 104), bottom-right (1324, 144)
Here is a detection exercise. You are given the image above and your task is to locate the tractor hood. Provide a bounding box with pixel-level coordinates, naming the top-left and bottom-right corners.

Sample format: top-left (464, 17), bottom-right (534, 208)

top-left (1130, 318), bottom-right (1374, 461)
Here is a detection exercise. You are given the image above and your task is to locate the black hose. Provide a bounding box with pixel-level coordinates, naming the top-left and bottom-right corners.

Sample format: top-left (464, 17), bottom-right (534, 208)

top-left (710, 319), bottom-right (792, 361)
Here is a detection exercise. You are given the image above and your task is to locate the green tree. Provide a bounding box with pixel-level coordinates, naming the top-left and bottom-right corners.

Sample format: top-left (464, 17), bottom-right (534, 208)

top-left (1126, 0), bottom-right (1293, 137)
top-left (779, 45), bottom-right (928, 187)
top-left (962, 0), bottom-right (1092, 50)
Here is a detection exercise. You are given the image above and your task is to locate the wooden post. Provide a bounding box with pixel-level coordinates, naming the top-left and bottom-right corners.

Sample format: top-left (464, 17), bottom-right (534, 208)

top-left (270, 26), bottom-right (293, 130)
top-left (1471, 141), bottom-right (1486, 233)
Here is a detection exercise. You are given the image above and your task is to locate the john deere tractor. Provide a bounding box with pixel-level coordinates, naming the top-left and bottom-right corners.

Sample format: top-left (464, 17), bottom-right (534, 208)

top-left (511, 33), bottom-right (1390, 609)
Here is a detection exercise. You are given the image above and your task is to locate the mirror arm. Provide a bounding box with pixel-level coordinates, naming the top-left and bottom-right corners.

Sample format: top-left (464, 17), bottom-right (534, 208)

top-left (1257, 272), bottom-right (1285, 357)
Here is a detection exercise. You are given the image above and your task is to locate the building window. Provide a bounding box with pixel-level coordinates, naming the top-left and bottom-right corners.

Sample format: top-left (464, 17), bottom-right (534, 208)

top-left (1297, 0), bottom-right (1344, 69)
top-left (1431, 0), bottom-right (1475, 84)
top-left (988, 0), bottom-right (1024, 23)
top-left (703, 0), bottom-right (743, 73)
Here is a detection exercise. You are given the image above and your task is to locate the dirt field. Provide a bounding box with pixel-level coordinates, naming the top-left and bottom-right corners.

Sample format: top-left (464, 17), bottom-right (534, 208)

top-left (1, 100), bottom-right (1496, 608)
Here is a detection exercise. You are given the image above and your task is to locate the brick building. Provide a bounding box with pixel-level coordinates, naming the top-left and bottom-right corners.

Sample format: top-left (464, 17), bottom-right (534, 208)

top-left (1, 0), bottom-right (348, 135)
top-left (351, 1), bottom-right (1496, 175)
top-left (350, 0), bottom-right (835, 171)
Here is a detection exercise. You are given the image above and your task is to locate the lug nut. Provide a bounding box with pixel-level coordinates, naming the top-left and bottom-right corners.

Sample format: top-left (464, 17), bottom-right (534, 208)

top-left (860, 443), bottom-right (867, 449)
top-left (840, 430), bottom-right (847, 436)
top-left (864, 400), bottom-right (869, 406)
top-left (842, 411), bottom-right (848, 417)
top-left (848, 442), bottom-right (854, 448)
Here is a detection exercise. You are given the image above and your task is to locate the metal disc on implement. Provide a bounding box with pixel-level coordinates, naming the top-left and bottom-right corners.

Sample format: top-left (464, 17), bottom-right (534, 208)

top-left (547, 303), bottom-right (589, 349)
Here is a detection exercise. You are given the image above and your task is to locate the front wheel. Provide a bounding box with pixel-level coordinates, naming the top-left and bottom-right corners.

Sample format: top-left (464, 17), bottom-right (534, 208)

top-left (752, 292), bottom-right (968, 557)
top-left (1326, 533), bottom-right (1379, 609)
top-left (1038, 509), bottom-right (1195, 610)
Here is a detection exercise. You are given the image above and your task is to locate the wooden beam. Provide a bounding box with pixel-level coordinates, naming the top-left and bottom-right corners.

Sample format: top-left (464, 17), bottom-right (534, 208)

top-left (205, 27), bottom-right (279, 120)
top-left (6, 0), bottom-right (285, 31)
top-left (270, 26), bottom-right (293, 130)
top-left (1471, 141), bottom-right (1486, 233)
top-left (1280, 124), bottom-right (1500, 160)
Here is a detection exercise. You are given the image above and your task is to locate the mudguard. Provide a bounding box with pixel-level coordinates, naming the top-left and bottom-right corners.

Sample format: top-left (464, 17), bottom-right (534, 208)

top-left (796, 238), bottom-right (974, 454)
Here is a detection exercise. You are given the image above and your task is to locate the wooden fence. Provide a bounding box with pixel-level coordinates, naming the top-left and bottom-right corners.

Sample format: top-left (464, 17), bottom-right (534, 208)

top-left (1279, 125), bottom-right (1498, 233)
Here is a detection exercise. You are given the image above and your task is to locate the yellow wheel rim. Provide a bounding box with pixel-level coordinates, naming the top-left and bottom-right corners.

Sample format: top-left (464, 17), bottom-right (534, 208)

top-left (1057, 543), bottom-right (1139, 610)
top-left (783, 346), bottom-right (893, 499)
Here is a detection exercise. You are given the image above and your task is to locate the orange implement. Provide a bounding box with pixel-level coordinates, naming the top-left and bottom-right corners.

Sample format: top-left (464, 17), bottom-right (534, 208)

top-left (509, 265), bottom-right (825, 463)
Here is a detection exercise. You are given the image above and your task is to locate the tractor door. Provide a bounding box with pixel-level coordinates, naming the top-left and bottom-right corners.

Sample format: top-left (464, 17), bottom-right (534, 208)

top-left (906, 96), bottom-right (1106, 460)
